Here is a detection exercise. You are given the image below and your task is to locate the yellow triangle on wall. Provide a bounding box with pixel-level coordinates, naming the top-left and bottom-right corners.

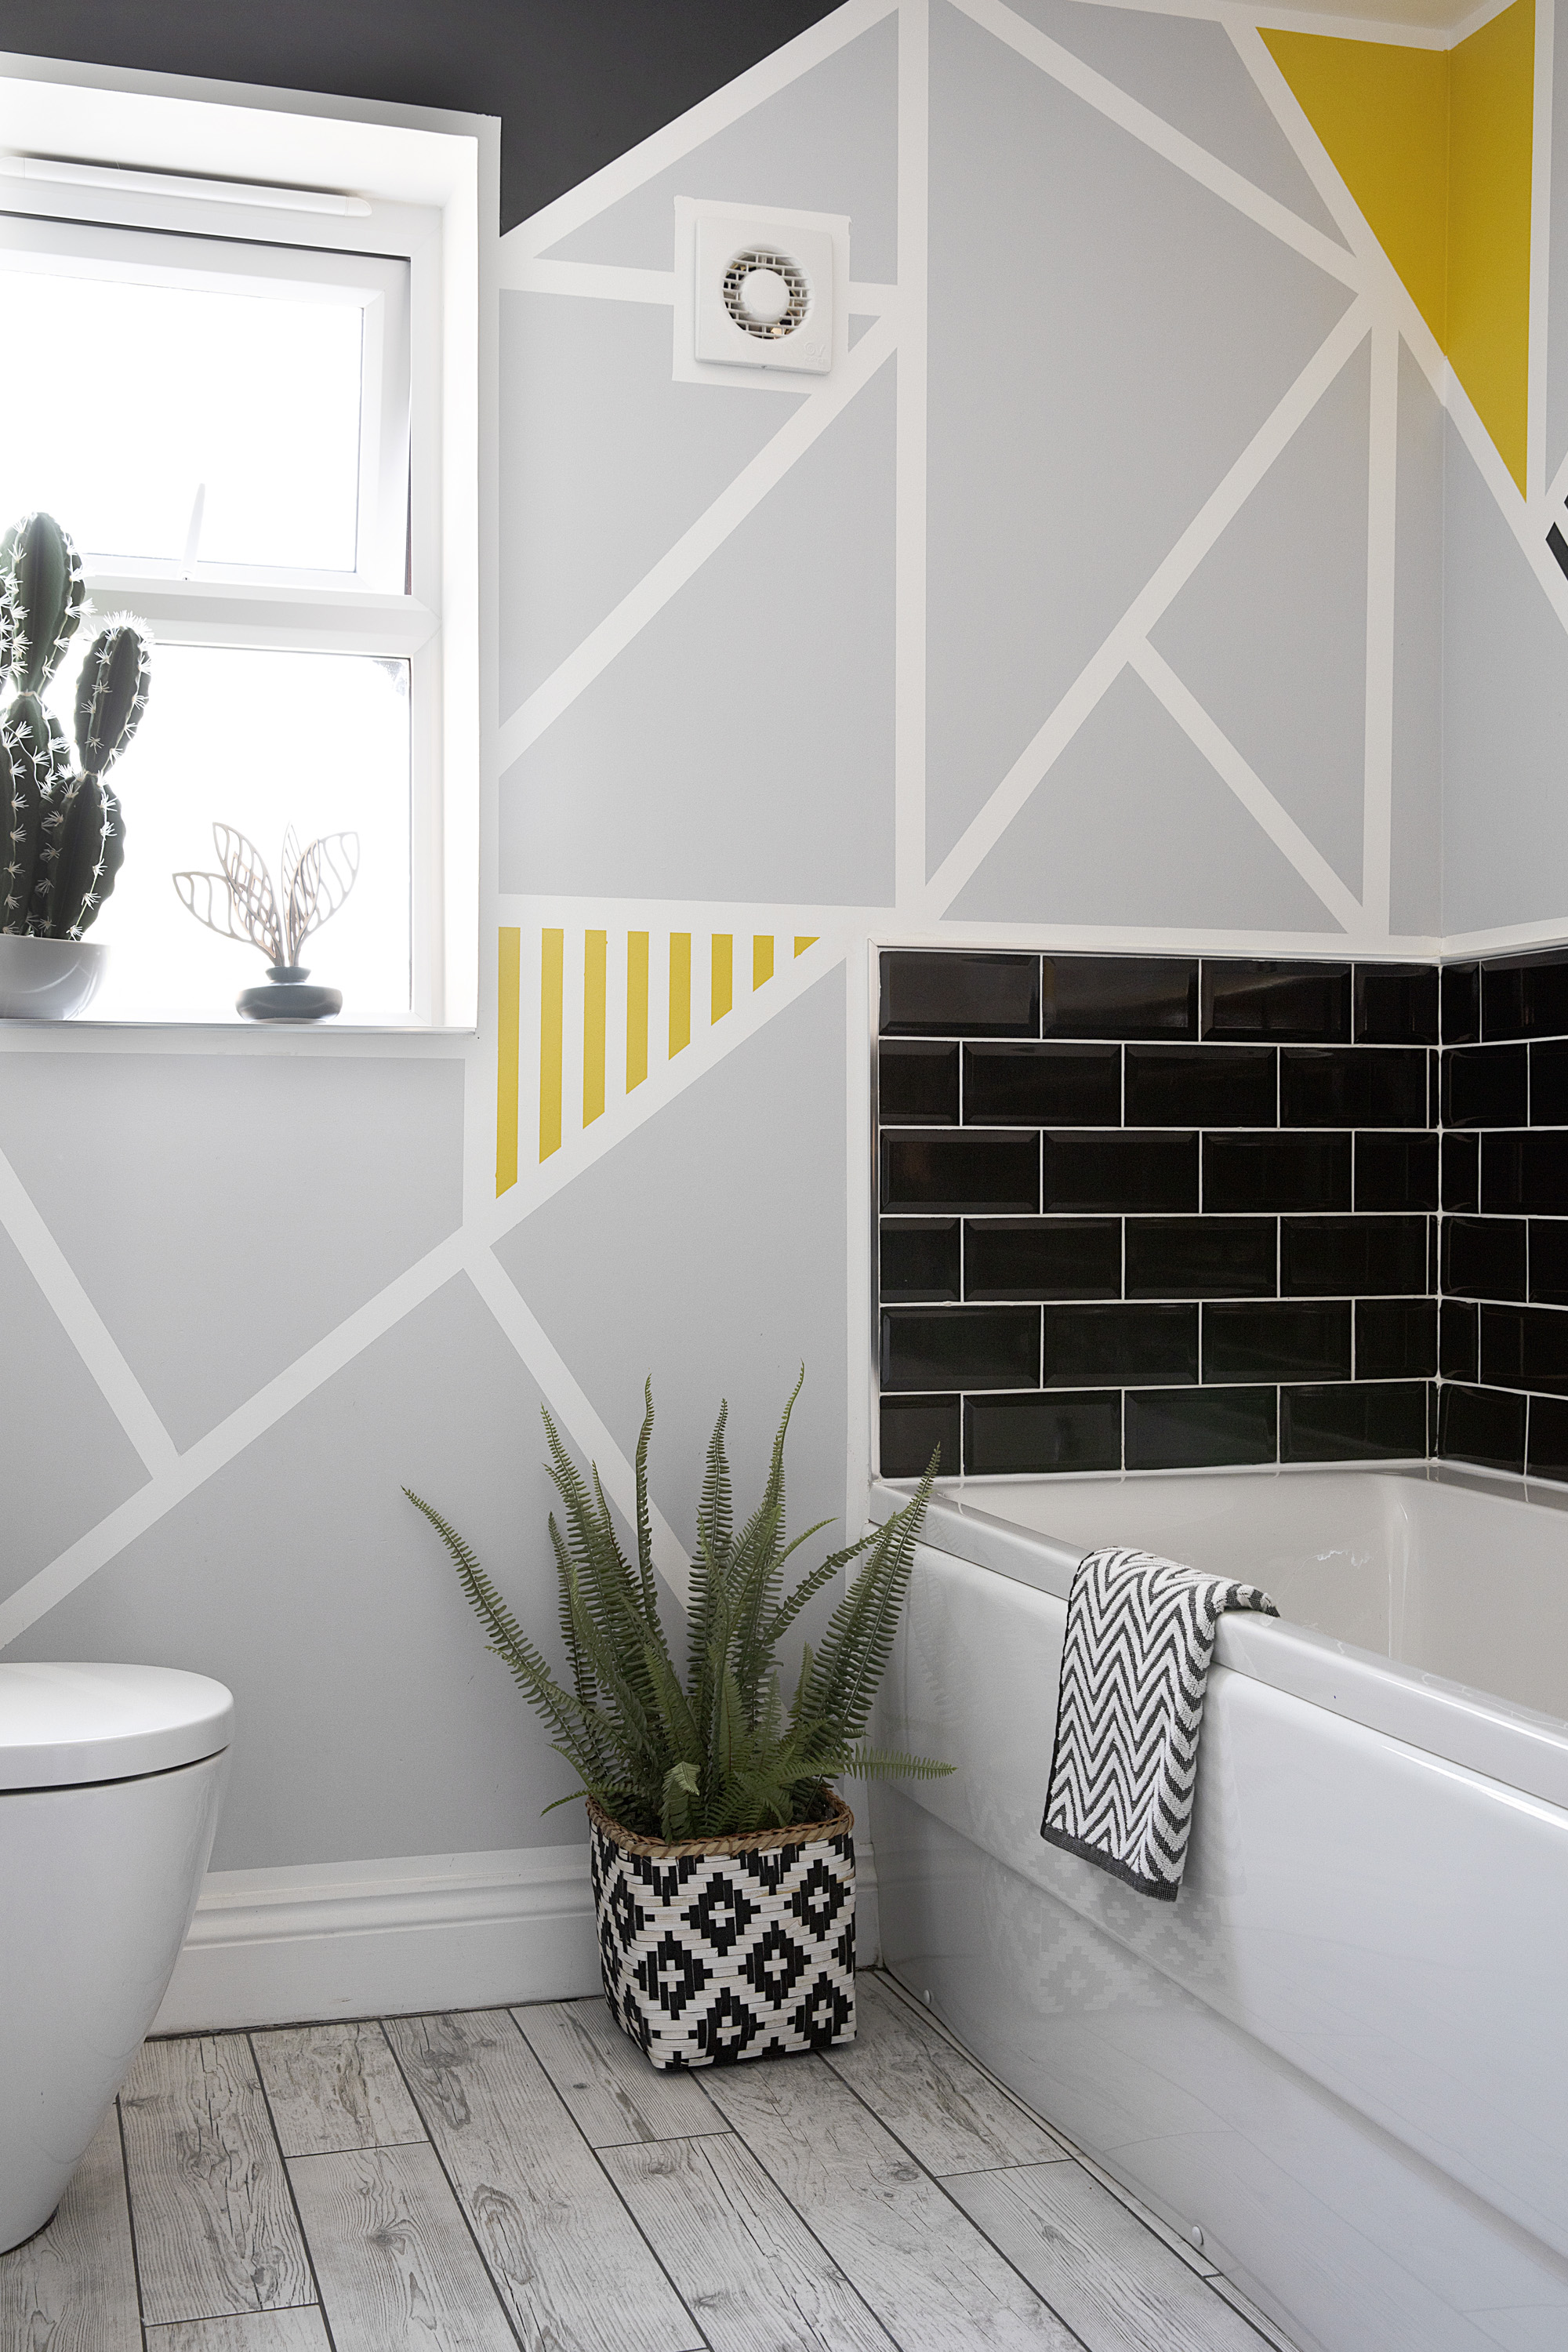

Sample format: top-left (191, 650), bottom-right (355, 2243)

top-left (1264, 1), bottom-right (1534, 496)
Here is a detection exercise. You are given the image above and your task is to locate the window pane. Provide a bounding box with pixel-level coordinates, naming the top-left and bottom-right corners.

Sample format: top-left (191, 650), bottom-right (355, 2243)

top-left (89, 648), bottom-right (411, 1022)
top-left (0, 263), bottom-right (364, 571)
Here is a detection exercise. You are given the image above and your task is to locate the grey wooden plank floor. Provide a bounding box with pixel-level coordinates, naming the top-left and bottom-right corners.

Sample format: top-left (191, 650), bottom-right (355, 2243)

top-left (0, 1971), bottom-right (1298, 2352)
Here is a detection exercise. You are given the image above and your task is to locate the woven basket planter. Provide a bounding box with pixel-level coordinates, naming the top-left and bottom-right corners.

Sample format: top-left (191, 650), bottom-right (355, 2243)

top-left (587, 1791), bottom-right (856, 2070)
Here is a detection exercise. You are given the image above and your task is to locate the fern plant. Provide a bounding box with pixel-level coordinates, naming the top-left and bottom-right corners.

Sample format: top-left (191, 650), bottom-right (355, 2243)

top-left (406, 1375), bottom-right (949, 1842)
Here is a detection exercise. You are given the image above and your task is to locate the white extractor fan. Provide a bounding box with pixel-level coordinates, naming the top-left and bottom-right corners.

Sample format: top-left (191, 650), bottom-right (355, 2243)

top-left (683, 203), bottom-right (841, 379)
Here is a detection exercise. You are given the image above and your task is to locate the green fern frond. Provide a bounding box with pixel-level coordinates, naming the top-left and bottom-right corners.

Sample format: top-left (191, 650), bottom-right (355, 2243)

top-left (405, 1390), bottom-right (942, 1840)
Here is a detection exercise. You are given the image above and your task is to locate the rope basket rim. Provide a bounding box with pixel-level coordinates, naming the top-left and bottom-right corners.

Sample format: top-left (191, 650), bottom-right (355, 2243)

top-left (585, 1787), bottom-right (854, 1860)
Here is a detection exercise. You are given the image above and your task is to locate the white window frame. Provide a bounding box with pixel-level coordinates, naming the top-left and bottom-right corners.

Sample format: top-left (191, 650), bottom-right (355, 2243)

top-left (0, 59), bottom-right (486, 1028)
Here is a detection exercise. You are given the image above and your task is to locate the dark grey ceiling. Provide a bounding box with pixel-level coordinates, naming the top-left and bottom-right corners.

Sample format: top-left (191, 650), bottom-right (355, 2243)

top-left (0, 0), bottom-right (845, 231)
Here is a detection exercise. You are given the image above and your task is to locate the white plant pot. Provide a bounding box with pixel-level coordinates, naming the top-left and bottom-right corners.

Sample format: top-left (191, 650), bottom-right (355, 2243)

top-left (0, 937), bottom-right (107, 1021)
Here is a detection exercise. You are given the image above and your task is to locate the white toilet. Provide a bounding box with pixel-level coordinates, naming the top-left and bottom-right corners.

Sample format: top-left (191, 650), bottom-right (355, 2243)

top-left (0, 1661), bottom-right (233, 2252)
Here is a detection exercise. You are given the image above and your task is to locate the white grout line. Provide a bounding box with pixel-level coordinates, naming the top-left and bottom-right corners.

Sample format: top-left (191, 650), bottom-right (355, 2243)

top-left (844, 936), bottom-right (874, 1545)
top-left (503, 0), bottom-right (900, 263)
top-left (1361, 317), bottom-right (1400, 934)
top-left (0, 1142), bottom-right (180, 1479)
top-left (1529, 0), bottom-right (1555, 507)
top-left (464, 1247), bottom-right (691, 1605)
top-left (921, 297), bottom-right (1374, 920)
top-left (894, 0), bottom-right (931, 913)
top-left (492, 313), bottom-right (897, 777)
top-left (949, 0), bottom-right (1363, 289)
top-left (1131, 641), bottom-right (1365, 931)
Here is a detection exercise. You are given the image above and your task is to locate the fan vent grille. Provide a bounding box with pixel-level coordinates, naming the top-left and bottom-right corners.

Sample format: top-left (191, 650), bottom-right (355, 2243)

top-left (721, 247), bottom-right (811, 340)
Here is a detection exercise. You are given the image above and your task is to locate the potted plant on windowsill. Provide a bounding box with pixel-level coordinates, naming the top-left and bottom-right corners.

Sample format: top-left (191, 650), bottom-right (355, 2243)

top-left (0, 513), bottom-right (152, 1020)
top-left (406, 1376), bottom-right (946, 2070)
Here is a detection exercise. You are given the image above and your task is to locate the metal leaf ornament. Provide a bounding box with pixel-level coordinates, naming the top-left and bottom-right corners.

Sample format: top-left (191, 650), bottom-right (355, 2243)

top-left (173, 824), bottom-right (360, 970)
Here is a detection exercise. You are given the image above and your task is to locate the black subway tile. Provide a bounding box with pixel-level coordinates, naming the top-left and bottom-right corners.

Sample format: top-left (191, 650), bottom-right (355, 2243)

top-left (1042, 1131), bottom-right (1197, 1214)
top-left (1441, 962), bottom-right (1480, 1044)
top-left (1527, 1395), bottom-right (1568, 1483)
top-left (880, 951), bottom-right (1039, 1039)
top-left (1533, 1038), bottom-right (1568, 1124)
top-left (1482, 949), bottom-right (1568, 1041)
top-left (878, 1040), bottom-right (959, 1126)
top-left (1204, 1133), bottom-right (1351, 1213)
top-left (1123, 1046), bottom-right (1275, 1127)
top-left (880, 1220), bottom-right (961, 1304)
top-left (1442, 1216), bottom-right (1526, 1301)
top-left (1203, 1301), bottom-right (1350, 1383)
top-left (964, 1389), bottom-right (1122, 1476)
top-left (1282, 1381), bottom-right (1428, 1463)
top-left (1483, 1131), bottom-right (1568, 1215)
top-left (1125, 1385), bottom-right (1277, 1470)
top-left (1354, 964), bottom-right (1439, 1044)
top-left (1441, 1044), bottom-right (1528, 1128)
top-left (1356, 1132), bottom-right (1438, 1212)
top-left (1041, 956), bottom-right (1196, 1040)
top-left (1437, 1383), bottom-right (1526, 1474)
top-left (1281, 1215), bottom-right (1427, 1296)
top-left (1356, 1298), bottom-right (1437, 1379)
top-left (1201, 960), bottom-right (1351, 1042)
top-left (879, 1394), bottom-right (960, 1479)
top-left (1532, 1221), bottom-right (1568, 1307)
top-left (1280, 1047), bottom-right (1428, 1128)
top-left (961, 1042), bottom-right (1120, 1127)
top-left (1044, 1302), bottom-right (1198, 1388)
top-left (880, 1132), bottom-right (1038, 1214)
top-left (1124, 1217), bottom-right (1276, 1299)
top-left (1439, 1299), bottom-right (1479, 1379)
top-left (1480, 1303), bottom-right (1568, 1396)
top-left (966, 1218), bottom-right (1120, 1301)
top-left (1441, 1132), bottom-right (1480, 1212)
top-left (880, 1307), bottom-right (1039, 1392)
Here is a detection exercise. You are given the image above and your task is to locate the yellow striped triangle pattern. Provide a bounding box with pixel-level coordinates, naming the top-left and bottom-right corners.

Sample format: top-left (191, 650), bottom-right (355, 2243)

top-left (495, 928), bottom-right (818, 1192)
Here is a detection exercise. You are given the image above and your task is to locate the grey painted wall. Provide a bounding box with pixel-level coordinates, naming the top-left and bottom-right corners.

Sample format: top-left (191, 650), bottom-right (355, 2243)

top-left (7, 0), bottom-right (1568, 1893)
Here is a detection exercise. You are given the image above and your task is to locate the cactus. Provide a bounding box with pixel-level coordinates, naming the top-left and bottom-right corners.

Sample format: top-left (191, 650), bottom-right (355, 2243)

top-left (1, 512), bottom-right (85, 697)
top-left (0, 513), bottom-right (151, 940)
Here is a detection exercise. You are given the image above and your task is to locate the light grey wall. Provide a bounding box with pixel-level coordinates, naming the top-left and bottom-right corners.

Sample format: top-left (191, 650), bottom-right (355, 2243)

top-left (1151, 338), bottom-right (1370, 902)
top-left (1390, 346), bottom-right (1444, 939)
top-left (545, 12), bottom-right (899, 278)
top-left (1442, 416), bottom-right (1568, 936)
top-left (498, 968), bottom-right (850, 1554)
top-left (949, 667), bottom-right (1339, 929)
top-left (0, 1054), bottom-right (463, 1452)
top-left (1005, 0), bottom-right (1344, 239)
top-left (9, 0), bottom-right (1535, 1889)
top-left (924, 0), bottom-right (1353, 891)
top-left (499, 360), bottom-right (897, 906)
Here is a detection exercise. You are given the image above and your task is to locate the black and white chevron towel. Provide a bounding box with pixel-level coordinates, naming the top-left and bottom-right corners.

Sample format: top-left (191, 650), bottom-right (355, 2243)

top-left (1041, 1546), bottom-right (1278, 1901)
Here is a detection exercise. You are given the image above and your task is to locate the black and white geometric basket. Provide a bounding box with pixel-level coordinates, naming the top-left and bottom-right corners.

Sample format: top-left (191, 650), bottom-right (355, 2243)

top-left (587, 1791), bottom-right (856, 2069)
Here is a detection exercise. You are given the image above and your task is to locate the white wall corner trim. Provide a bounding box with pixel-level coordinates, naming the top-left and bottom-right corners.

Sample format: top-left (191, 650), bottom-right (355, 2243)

top-left (153, 1836), bottom-right (883, 2032)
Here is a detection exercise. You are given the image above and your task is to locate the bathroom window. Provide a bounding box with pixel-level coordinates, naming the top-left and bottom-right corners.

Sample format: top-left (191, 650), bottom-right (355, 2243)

top-left (0, 81), bottom-right (481, 1025)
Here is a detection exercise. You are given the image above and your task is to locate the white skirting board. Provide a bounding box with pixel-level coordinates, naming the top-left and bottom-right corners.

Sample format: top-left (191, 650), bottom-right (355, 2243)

top-left (154, 1834), bottom-right (882, 2032)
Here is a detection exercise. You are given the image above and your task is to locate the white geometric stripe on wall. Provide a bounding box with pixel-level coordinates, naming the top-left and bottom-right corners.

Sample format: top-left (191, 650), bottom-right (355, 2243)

top-left (3, 0), bottom-right (1566, 1715)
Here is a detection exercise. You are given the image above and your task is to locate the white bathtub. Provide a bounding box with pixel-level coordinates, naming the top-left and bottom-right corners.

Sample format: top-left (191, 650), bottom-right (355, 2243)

top-left (868, 1465), bottom-right (1568, 2352)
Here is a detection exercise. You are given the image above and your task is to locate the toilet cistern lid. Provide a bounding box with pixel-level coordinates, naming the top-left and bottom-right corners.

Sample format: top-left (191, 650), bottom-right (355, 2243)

top-left (0, 1662), bottom-right (233, 1790)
